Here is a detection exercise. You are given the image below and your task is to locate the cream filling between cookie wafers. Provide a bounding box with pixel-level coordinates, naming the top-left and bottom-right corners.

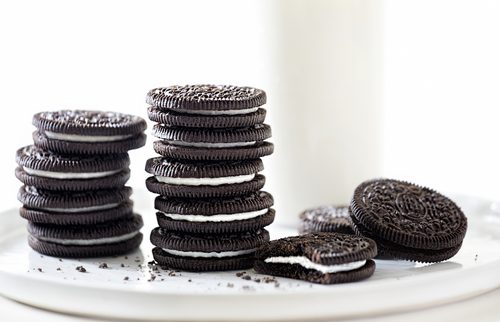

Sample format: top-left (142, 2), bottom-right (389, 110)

top-left (162, 248), bottom-right (257, 258)
top-left (37, 231), bottom-right (140, 246)
top-left (155, 173), bottom-right (255, 186)
top-left (23, 167), bottom-right (122, 179)
top-left (264, 257), bottom-right (366, 274)
top-left (40, 203), bottom-right (120, 213)
top-left (172, 107), bottom-right (259, 115)
top-left (159, 208), bottom-right (268, 222)
top-left (165, 140), bottom-right (256, 148)
top-left (44, 131), bottom-right (135, 142)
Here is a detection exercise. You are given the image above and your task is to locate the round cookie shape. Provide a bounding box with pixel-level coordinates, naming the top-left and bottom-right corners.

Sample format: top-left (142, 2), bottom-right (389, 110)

top-left (154, 191), bottom-right (275, 233)
top-left (350, 179), bottom-right (468, 250)
top-left (16, 145), bottom-right (130, 173)
top-left (147, 106), bottom-right (267, 128)
top-left (299, 205), bottom-right (354, 235)
top-left (152, 124), bottom-right (272, 144)
top-left (146, 85), bottom-right (266, 111)
top-left (254, 232), bottom-right (377, 284)
top-left (33, 110), bottom-right (147, 136)
top-left (145, 158), bottom-right (263, 178)
top-left (18, 185), bottom-right (132, 211)
top-left (150, 228), bottom-right (270, 271)
top-left (20, 200), bottom-right (134, 225)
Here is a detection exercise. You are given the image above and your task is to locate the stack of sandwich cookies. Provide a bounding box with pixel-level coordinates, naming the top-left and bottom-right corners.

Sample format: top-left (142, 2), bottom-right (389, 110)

top-left (349, 178), bottom-right (468, 263)
top-left (254, 233), bottom-right (377, 284)
top-left (15, 110), bottom-right (147, 257)
top-left (298, 205), bottom-right (354, 235)
top-left (145, 85), bottom-right (275, 271)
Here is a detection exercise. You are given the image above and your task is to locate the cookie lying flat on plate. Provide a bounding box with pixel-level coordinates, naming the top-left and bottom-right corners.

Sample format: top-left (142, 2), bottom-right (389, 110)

top-left (299, 205), bottom-right (354, 235)
top-left (15, 145), bottom-right (130, 191)
top-left (145, 157), bottom-right (265, 198)
top-left (254, 232), bottom-right (377, 284)
top-left (349, 178), bottom-right (468, 263)
top-left (150, 227), bottom-right (269, 271)
top-left (32, 110), bottom-right (147, 154)
top-left (155, 191), bottom-right (275, 234)
top-left (27, 214), bottom-right (143, 257)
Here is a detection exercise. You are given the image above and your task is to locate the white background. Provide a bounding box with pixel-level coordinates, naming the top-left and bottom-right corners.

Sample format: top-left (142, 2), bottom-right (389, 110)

top-left (1, 0), bottom-right (499, 218)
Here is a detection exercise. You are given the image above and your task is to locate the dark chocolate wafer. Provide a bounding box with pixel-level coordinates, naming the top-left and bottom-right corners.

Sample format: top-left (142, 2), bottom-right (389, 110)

top-left (15, 145), bottom-right (130, 190)
top-left (27, 214), bottom-right (143, 257)
top-left (254, 232), bottom-right (377, 284)
top-left (150, 227), bottom-right (269, 271)
top-left (155, 191), bottom-right (275, 233)
top-left (32, 110), bottom-right (147, 154)
top-left (299, 205), bottom-right (354, 235)
top-left (349, 178), bottom-right (468, 263)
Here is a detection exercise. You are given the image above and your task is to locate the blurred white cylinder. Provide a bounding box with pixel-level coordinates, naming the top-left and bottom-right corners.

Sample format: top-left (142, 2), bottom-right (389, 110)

top-left (263, 0), bottom-right (385, 227)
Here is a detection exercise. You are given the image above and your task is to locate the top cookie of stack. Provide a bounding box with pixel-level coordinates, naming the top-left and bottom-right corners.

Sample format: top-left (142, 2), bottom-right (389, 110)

top-left (146, 85), bottom-right (273, 161)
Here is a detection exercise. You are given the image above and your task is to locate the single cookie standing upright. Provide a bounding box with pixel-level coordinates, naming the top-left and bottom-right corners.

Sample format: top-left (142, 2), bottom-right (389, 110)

top-left (254, 232), bottom-right (377, 284)
top-left (16, 145), bottom-right (130, 191)
top-left (146, 85), bottom-right (273, 161)
top-left (32, 110), bottom-right (147, 154)
top-left (299, 205), bottom-right (354, 235)
top-left (349, 178), bottom-right (468, 263)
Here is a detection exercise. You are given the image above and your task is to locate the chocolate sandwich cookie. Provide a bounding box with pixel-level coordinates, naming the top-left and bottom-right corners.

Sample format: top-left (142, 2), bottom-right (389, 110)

top-left (254, 233), bottom-right (377, 284)
top-left (145, 158), bottom-right (265, 198)
top-left (155, 191), bottom-right (275, 233)
top-left (150, 228), bottom-right (269, 271)
top-left (299, 205), bottom-right (354, 235)
top-left (32, 110), bottom-right (147, 154)
top-left (349, 178), bottom-right (468, 263)
top-left (152, 124), bottom-right (273, 161)
top-left (18, 185), bottom-right (132, 216)
top-left (15, 145), bottom-right (130, 191)
top-left (147, 106), bottom-right (267, 129)
top-left (20, 200), bottom-right (134, 225)
top-left (27, 214), bottom-right (143, 257)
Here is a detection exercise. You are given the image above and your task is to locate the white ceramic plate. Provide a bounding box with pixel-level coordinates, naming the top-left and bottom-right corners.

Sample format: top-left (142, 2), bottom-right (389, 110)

top-left (1, 193), bottom-right (500, 321)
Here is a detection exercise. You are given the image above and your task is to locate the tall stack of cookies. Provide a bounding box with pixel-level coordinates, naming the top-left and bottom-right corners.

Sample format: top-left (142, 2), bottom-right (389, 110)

top-left (15, 110), bottom-right (147, 257)
top-left (144, 85), bottom-right (275, 271)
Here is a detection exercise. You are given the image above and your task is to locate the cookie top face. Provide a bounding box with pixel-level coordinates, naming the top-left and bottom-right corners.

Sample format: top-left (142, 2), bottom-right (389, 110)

top-left (146, 85), bottom-right (266, 111)
top-left (350, 178), bottom-right (468, 250)
top-left (255, 232), bottom-right (377, 266)
top-left (33, 110), bottom-right (147, 136)
top-left (16, 145), bottom-right (130, 173)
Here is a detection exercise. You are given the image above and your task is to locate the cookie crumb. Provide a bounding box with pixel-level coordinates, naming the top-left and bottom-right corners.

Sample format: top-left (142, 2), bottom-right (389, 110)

top-left (227, 283), bottom-right (234, 288)
top-left (57, 268), bottom-right (61, 271)
top-left (125, 256), bottom-right (128, 259)
top-left (236, 272), bottom-right (244, 277)
top-left (75, 266), bottom-right (86, 273)
top-left (121, 263), bottom-right (125, 267)
top-left (40, 255), bottom-right (43, 258)
top-left (37, 268), bottom-right (42, 272)
top-left (188, 279), bottom-right (192, 282)
top-left (59, 258), bottom-right (62, 261)
top-left (242, 275), bottom-right (251, 280)
top-left (124, 277), bottom-right (129, 281)
top-left (99, 263), bottom-right (108, 269)
top-left (254, 279), bottom-right (261, 283)
top-left (135, 259), bottom-right (140, 262)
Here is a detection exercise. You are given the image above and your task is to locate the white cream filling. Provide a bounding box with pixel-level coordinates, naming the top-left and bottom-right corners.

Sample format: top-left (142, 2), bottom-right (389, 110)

top-left (38, 231), bottom-right (140, 246)
top-left (165, 140), bottom-right (256, 148)
top-left (173, 107), bottom-right (259, 115)
top-left (23, 167), bottom-right (121, 180)
top-left (155, 173), bottom-right (255, 186)
top-left (40, 203), bottom-right (120, 213)
top-left (162, 248), bottom-right (257, 258)
top-left (264, 257), bottom-right (366, 274)
top-left (44, 131), bottom-right (134, 142)
top-left (159, 209), bottom-right (268, 222)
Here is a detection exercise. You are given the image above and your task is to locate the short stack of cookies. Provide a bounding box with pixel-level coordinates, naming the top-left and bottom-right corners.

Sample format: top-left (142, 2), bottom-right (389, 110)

top-left (15, 110), bottom-right (147, 257)
top-left (144, 84), bottom-right (275, 271)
